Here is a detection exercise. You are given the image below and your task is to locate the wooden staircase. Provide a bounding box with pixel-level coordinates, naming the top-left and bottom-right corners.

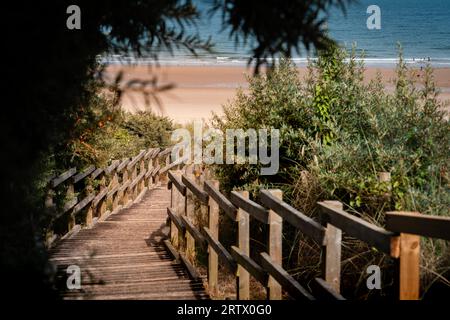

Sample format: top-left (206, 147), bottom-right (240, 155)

top-left (49, 186), bottom-right (208, 300)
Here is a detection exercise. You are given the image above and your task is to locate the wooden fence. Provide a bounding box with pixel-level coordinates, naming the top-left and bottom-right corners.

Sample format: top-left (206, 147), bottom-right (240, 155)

top-left (44, 147), bottom-right (176, 246)
top-left (166, 166), bottom-right (450, 300)
top-left (45, 146), bottom-right (450, 300)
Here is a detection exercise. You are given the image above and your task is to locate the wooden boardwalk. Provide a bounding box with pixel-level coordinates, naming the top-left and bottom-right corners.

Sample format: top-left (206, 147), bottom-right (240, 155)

top-left (49, 186), bottom-right (208, 300)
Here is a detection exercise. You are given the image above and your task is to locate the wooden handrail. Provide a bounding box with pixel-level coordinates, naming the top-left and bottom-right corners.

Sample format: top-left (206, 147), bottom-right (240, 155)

top-left (260, 190), bottom-right (326, 245)
top-left (168, 171), bottom-right (186, 196)
top-left (91, 168), bottom-right (104, 179)
top-left (117, 158), bottom-right (130, 172)
top-left (203, 181), bottom-right (237, 221)
top-left (230, 191), bottom-right (268, 224)
top-left (312, 278), bottom-right (346, 301)
top-left (317, 201), bottom-right (397, 255)
top-left (230, 246), bottom-right (269, 286)
top-left (104, 160), bottom-right (120, 174)
top-left (167, 207), bottom-right (185, 233)
top-left (72, 194), bottom-right (95, 214)
top-left (127, 150), bottom-right (146, 169)
top-left (72, 165), bottom-right (95, 184)
top-left (45, 146), bottom-right (168, 247)
top-left (180, 215), bottom-right (207, 247)
top-left (182, 175), bottom-right (209, 204)
top-left (51, 168), bottom-right (76, 188)
top-left (203, 227), bottom-right (237, 273)
top-left (259, 252), bottom-right (315, 301)
top-left (157, 147), bottom-right (173, 158)
top-left (385, 212), bottom-right (450, 241)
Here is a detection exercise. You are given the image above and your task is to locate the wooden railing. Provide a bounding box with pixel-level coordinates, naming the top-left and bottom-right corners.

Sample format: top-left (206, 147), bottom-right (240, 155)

top-left (166, 166), bottom-right (450, 300)
top-left (44, 147), bottom-right (174, 247)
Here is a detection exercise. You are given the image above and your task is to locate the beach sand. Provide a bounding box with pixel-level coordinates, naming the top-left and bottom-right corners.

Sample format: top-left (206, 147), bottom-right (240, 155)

top-left (105, 65), bottom-right (450, 124)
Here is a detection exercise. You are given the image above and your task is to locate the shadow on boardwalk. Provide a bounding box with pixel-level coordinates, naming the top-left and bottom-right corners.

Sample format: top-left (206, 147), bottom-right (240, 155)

top-left (49, 186), bottom-right (209, 300)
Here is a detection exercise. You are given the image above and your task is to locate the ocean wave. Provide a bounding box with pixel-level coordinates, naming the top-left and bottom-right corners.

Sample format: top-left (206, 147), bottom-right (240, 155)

top-left (99, 54), bottom-right (450, 68)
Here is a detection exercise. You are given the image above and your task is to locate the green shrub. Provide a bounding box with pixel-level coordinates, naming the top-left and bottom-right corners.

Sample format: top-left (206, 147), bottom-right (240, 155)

top-left (212, 47), bottom-right (450, 299)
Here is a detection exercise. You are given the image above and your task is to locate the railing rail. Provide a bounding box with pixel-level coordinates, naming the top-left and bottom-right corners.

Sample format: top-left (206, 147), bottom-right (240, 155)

top-left (45, 146), bottom-right (173, 247)
top-left (48, 147), bottom-right (449, 301)
top-left (166, 166), bottom-right (450, 301)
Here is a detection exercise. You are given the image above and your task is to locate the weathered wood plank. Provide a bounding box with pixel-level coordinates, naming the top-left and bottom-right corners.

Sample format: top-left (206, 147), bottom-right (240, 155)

top-left (51, 168), bottom-right (77, 188)
top-left (160, 158), bottom-right (184, 174)
top-left (50, 187), bottom-right (208, 300)
top-left (72, 194), bottom-right (95, 214)
top-left (260, 252), bottom-right (314, 301)
top-left (236, 190), bottom-right (250, 300)
top-left (92, 188), bottom-right (108, 207)
top-left (117, 158), bottom-right (131, 172)
top-left (127, 150), bottom-right (146, 170)
top-left (386, 212), bottom-right (450, 241)
top-left (104, 160), bottom-right (120, 175)
top-left (167, 207), bottom-right (185, 233)
top-left (91, 168), bottom-right (104, 180)
top-left (266, 189), bottom-right (282, 300)
top-left (63, 198), bottom-right (78, 213)
top-left (204, 181), bottom-right (237, 221)
top-left (118, 180), bottom-right (131, 194)
top-left (321, 200), bottom-right (342, 294)
top-left (179, 253), bottom-right (202, 281)
top-left (150, 165), bottom-right (161, 177)
top-left (168, 171), bottom-right (187, 196)
top-left (312, 278), bottom-right (346, 301)
top-left (73, 165), bottom-right (96, 184)
top-left (129, 171), bottom-right (145, 189)
top-left (180, 215), bottom-right (206, 247)
top-left (207, 180), bottom-right (219, 295)
top-left (399, 230), bottom-right (420, 300)
top-left (163, 239), bottom-right (180, 261)
top-left (230, 191), bottom-right (268, 224)
top-left (182, 175), bottom-right (209, 204)
top-left (107, 184), bottom-right (120, 198)
top-left (203, 227), bottom-right (237, 273)
top-left (260, 190), bottom-right (326, 245)
top-left (157, 147), bottom-right (173, 158)
top-left (231, 246), bottom-right (268, 286)
top-left (317, 201), bottom-right (395, 254)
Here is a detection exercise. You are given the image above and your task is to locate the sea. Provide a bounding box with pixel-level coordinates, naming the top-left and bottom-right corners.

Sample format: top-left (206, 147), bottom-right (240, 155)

top-left (103, 0), bottom-right (450, 68)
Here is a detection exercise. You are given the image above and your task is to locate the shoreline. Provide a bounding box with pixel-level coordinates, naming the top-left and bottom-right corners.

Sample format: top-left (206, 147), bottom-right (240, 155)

top-left (105, 65), bottom-right (450, 124)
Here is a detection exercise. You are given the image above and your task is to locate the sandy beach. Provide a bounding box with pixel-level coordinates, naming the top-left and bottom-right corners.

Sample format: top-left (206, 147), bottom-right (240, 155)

top-left (105, 65), bottom-right (450, 124)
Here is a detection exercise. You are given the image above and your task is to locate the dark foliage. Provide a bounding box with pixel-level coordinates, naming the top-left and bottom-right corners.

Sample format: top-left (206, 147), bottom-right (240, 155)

top-left (211, 0), bottom-right (353, 70)
top-left (2, 0), bottom-right (347, 299)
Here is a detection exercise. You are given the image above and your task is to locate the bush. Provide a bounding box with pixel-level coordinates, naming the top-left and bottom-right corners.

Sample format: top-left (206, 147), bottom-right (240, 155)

top-left (63, 104), bottom-right (173, 170)
top-left (211, 46), bottom-right (450, 299)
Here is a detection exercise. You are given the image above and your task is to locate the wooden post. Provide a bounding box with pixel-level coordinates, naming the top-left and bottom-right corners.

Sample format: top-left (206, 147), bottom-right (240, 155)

top-left (170, 171), bottom-right (181, 249)
top-left (267, 189), bottom-right (283, 300)
top-left (131, 163), bottom-right (138, 200)
top-left (139, 158), bottom-right (145, 192)
top-left (207, 180), bottom-right (220, 296)
top-left (321, 200), bottom-right (342, 294)
top-left (122, 168), bottom-right (129, 205)
top-left (45, 188), bottom-right (55, 245)
top-left (236, 190), bottom-right (250, 300)
top-left (66, 182), bottom-right (75, 232)
top-left (185, 176), bottom-right (196, 263)
top-left (98, 198), bottom-right (107, 218)
top-left (85, 203), bottom-right (93, 227)
top-left (150, 157), bottom-right (155, 188)
top-left (398, 211), bottom-right (420, 300)
top-left (154, 156), bottom-right (160, 186)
